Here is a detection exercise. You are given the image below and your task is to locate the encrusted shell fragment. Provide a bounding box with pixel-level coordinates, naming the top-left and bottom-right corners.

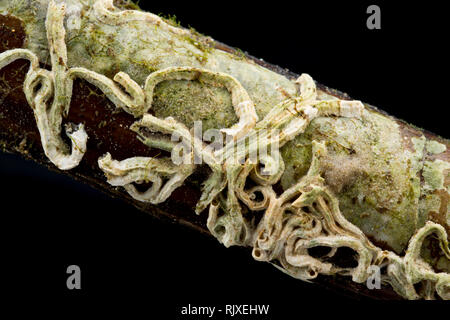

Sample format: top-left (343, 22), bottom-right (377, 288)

top-left (1, 0), bottom-right (449, 300)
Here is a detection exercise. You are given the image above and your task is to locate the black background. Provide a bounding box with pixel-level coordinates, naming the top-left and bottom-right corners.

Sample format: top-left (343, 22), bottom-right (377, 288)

top-left (1, 0), bottom-right (448, 316)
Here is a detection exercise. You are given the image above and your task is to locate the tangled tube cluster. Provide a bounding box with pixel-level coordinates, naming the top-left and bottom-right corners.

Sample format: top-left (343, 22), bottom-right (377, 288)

top-left (0, 0), bottom-right (448, 299)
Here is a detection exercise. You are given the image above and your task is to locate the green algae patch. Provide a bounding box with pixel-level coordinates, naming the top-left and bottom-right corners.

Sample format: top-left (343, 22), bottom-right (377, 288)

top-left (281, 111), bottom-right (425, 253)
top-left (152, 79), bottom-right (237, 132)
top-left (423, 160), bottom-right (450, 192)
top-left (426, 140), bottom-right (447, 155)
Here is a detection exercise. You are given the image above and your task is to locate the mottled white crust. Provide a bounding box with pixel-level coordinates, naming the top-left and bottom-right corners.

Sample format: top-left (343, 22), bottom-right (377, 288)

top-left (1, 0), bottom-right (448, 300)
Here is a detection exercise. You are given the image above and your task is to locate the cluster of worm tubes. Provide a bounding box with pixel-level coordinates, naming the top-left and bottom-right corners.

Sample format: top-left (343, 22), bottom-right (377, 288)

top-left (0, 0), bottom-right (449, 300)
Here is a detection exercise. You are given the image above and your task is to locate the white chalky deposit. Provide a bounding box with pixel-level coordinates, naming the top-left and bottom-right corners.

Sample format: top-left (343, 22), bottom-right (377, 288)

top-left (0, 0), bottom-right (449, 300)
